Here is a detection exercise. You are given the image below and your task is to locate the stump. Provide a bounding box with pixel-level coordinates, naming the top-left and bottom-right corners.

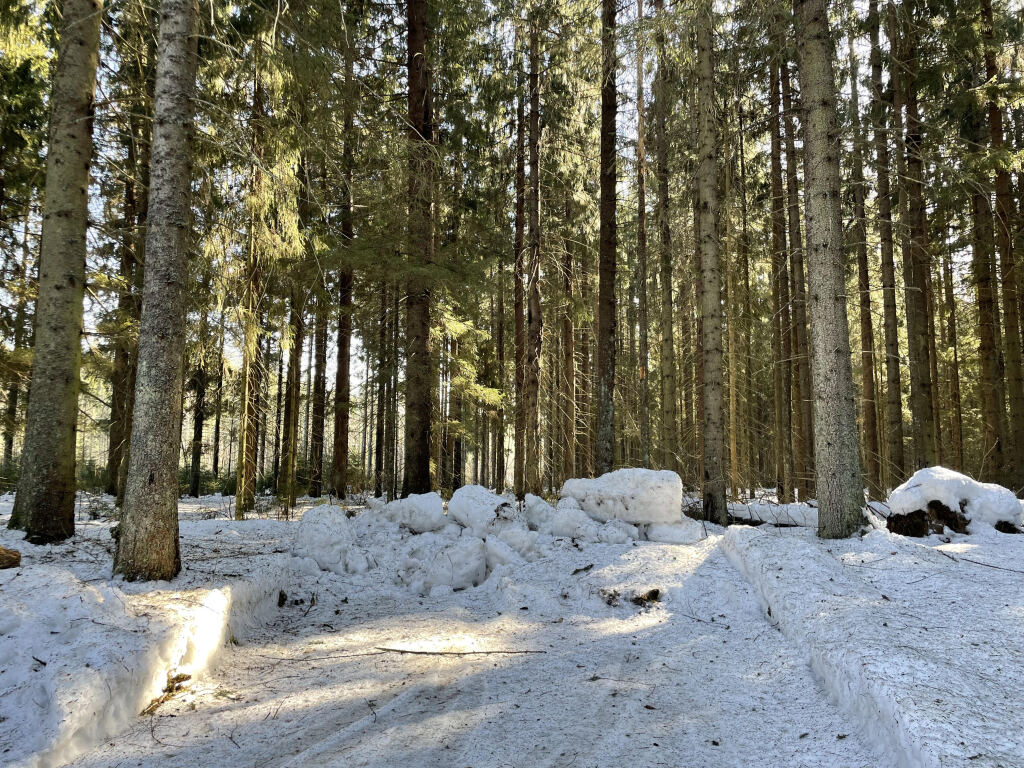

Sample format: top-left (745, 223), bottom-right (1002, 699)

top-left (887, 499), bottom-right (969, 537)
top-left (0, 545), bottom-right (22, 569)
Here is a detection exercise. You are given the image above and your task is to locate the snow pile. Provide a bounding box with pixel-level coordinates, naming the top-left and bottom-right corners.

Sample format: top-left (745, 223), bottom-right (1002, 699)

top-left (378, 491), bottom-right (447, 533)
top-left (888, 466), bottom-right (1022, 532)
top-left (0, 552), bottom-right (285, 768)
top-left (560, 468), bottom-right (682, 525)
top-left (294, 486), bottom-right (681, 596)
top-left (448, 485), bottom-right (518, 537)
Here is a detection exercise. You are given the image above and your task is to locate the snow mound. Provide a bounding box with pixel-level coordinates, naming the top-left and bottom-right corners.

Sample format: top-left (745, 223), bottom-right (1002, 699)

top-left (0, 560), bottom-right (284, 768)
top-left (448, 485), bottom-right (516, 537)
top-left (293, 505), bottom-right (376, 574)
top-left (888, 467), bottom-right (1022, 532)
top-left (381, 492), bottom-right (447, 532)
top-left (560, 468), bottom-right (683, 525)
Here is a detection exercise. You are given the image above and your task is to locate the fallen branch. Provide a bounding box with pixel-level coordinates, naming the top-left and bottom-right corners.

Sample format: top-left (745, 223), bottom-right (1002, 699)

top-left (374, 646), bottom-right (546, 656)
top-left (937, 548), bottom-right (1024, 575)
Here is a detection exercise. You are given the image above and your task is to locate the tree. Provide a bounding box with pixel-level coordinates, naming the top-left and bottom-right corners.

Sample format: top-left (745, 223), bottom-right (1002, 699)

top-left (793, 0), bottom-right (864, 537)
top-left (868, 0), bottom-right (905, 488)
top-left (595, 0), bottom-right (617, 475)
top-left (696, 0), bottom-right (726, 524)
top-left (10, 0), bottom-right (103, 541)
top-left (402, 0), bottom-right (434, 496)
top-left (525, 15), bottom-right (543, 494)
top-left (114, 0), bottom-right (199, 579)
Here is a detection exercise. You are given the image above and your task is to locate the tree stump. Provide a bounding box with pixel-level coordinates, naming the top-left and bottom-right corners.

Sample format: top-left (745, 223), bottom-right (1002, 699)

top-left (0, 545), bottom-right (22, 569)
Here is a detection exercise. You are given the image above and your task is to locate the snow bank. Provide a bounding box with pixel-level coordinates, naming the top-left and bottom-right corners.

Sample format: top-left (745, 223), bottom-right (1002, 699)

top-left (887, 467), bottom-right (1022, 532)
top-left (560, 468), bottom-right (682, 525)
top-left (723, 526), bottom-right (1024, 768)
top-left (0, 559), bottom-right (285, 768)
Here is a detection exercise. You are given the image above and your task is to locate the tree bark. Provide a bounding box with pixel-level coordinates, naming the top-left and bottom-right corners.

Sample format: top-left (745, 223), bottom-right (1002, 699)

top-left (562, 192), bottom-right (576, 483)
top-left (983, 0), bottom-right (1023, 488)
top-left (114, 0), bottom-right (198, 579)
top-left (869, 0), bottom-right (905, 488)
top-left (11, 0), bottom-right (103, 539)
top-left (402, 0), bottom-right (434, 496)
top-left (636, 0), bottom-right (651, 468)
top-left (309, 292), bottom-right (327, 497)
top-left (696, 0), bottom-right (726, 524)
top-left (899, 6), bottom-right (939, 470)
top-left (595, 0), bottom-right (618, 475)
top-left (794, 0), bottom-right (864, 537)
top-left (513, 36), bottom-right (527, 498)
top-left (849, 38), bottom-right (882, 498)
top-left (653, 0), bottom-right (677, 473)
top-left (525, 17), bottom-right (544, 493)
top-left (331, 8), bottom-right (356, 498)
top-left (781, 65), bottom-right (815, 500)
top-left (769, 60), bottom-right (793, 504)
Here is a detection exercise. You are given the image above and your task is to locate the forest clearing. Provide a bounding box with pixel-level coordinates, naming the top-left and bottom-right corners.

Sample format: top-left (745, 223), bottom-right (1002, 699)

top-left (3, 0), bottom-right (1024, 763)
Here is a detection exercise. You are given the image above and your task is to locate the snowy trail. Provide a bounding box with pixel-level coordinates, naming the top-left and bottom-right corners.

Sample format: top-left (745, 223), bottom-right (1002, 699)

top-left (65, 536), bottom-right (887, 768)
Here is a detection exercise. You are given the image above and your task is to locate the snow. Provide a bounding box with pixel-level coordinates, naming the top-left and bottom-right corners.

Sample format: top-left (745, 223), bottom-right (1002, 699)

top-left (887, 466), bottom-right (1023, 530)
top-left (723, 524), bottom-right (1024, 768)
top-left (447, 485), bottom-right (509, 534)
top-left (726, 498), bottom-right (820, 528)
top-left (561, 468), bottom-right (683, 525)
top-left (378, 491), bottom-right (447, 533)
top-left (5, 483), bottom-right (1024, 768)
top-left (59, 528), bottom-right (890, 768)
top-left (0, 502), bottom-right (290, 768)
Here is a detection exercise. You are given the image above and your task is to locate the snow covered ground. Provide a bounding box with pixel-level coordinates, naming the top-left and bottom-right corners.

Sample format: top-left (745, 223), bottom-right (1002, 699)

top-left (2, 471), bottom-right (1023, 768)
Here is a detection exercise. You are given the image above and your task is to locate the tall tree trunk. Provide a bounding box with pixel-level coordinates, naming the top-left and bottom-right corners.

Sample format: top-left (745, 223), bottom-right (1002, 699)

top-left (900, 6), bottom-right (939, 469)
top-left (236, 74), bottom-right (267, 517)
top-left (114, 0), bottom-right (198, 578)
top-left (280, 295), bottom-right (306, 513)
top-left (942, 245), bottom-right (964, 471)
top-left (11, 0), bottom-right (103, 539)
top-left (561, 192), bottom-right (576, 483)
top-left (595, 0), bottom-right (618, 475)
top-left (696, 0), bottom-right (726, 523)
top-left (653, 0), bottom-right (677, 472)
top-left (272, 337), bottom-right (283, 491)
top-left (402, 0), bottom-right (434, 496)
top-left (849, 38), bottom-right (882, 498)
top-left (331, 9), bottom-right (356, 498)
top-left (636, 0), bottom-right (651, 467)
top-left (211, 314), bottom-right (224, 478)
top-left (769, 60), bottom-right (794, 503)
top-left (870, 0), bottom-right (905, 488)
top-left (309, 293), bottom-right (327, 497)
top-left (373, 285), bottom-right (388, 497)
top-left (512, 37), bottom-right (527, 498)
top-left (983, 0), bottom-right (1024, 488)
top-left (188, 281), bottom-right (211, 498)
top-left (781, 64), bottom-right (814, 500)
top-left (525, 18), bottom-right (544, 493)
top-left (794, 0), bottom-right (864, 537)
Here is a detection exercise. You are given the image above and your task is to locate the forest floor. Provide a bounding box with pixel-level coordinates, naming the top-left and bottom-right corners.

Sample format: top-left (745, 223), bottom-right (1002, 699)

top-left (2, 489), bottom-right (1022, 768)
